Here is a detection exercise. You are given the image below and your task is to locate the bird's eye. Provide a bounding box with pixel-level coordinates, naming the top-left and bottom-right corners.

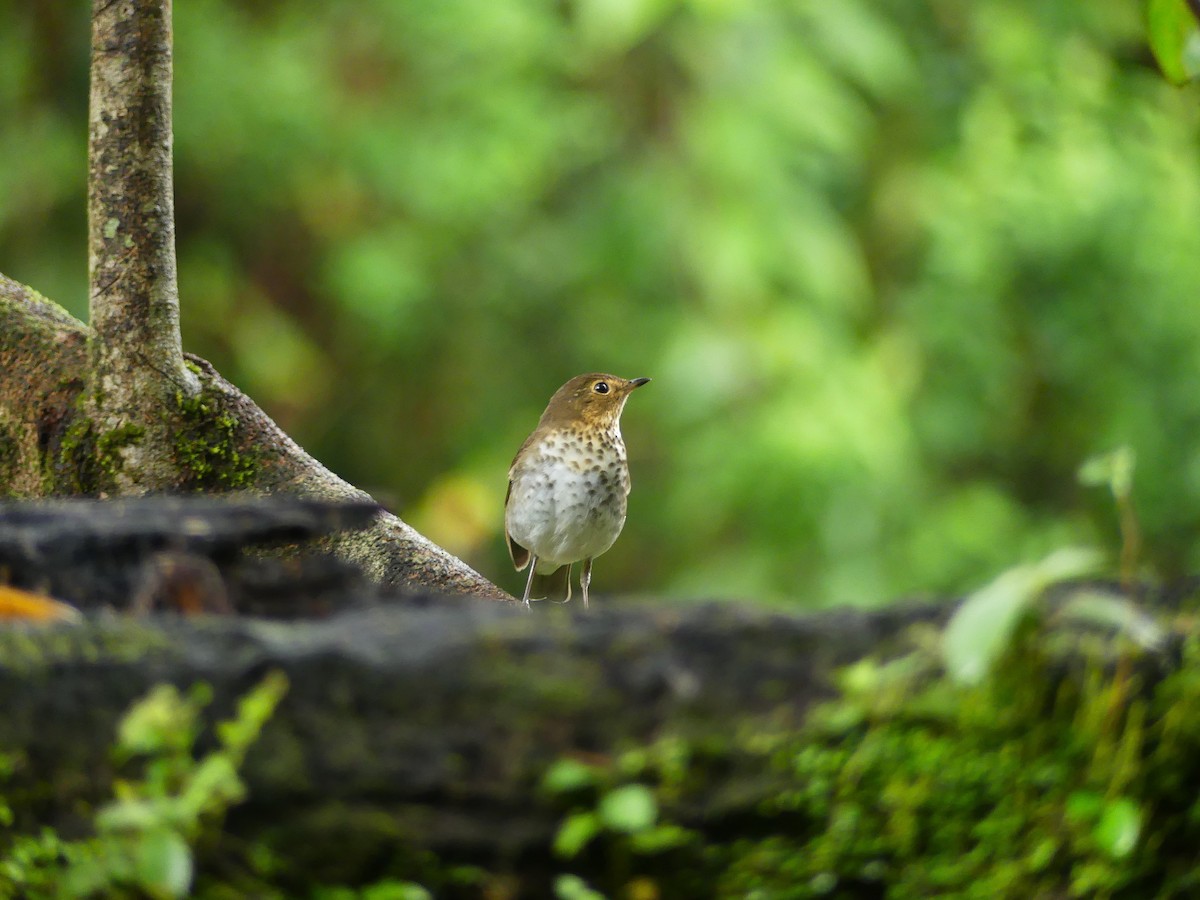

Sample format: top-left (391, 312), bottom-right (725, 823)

top-left (593, 381), bottom-right (610, 394)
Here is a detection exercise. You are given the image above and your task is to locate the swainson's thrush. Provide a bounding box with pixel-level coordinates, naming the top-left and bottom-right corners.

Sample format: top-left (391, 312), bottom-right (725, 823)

top-left (505, 373), bottom-right (650, 609)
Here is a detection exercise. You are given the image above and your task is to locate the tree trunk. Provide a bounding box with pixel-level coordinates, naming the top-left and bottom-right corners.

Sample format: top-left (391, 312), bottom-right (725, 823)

top-left (87, 0), bottom-right (200, 492)
top-left (0, 0), bottom-right (507, 598)
top-left (0, 597), bottom-right (943, 889)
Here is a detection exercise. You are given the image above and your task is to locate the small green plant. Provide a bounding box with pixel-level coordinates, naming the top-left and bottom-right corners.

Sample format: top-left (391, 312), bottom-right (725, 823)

top-left (1079, 445), bottom-right (1142, 588)
top-left (543, 759), bottom-right (696, 863)
top-left (1147, 0), bottom-right (1200, 84)
top-left (0, 671), bottom-right (288, 899)
top-left (941, 546), bottom-right (1100, 685)
top-left (312, 879), bottom-right (432, 900)
top-left (553, 873), bottom-right (607, 900)
top-left (541, 746), bottom-right (700, 899)
top-left (713, 622), bottom-right (1198, 897)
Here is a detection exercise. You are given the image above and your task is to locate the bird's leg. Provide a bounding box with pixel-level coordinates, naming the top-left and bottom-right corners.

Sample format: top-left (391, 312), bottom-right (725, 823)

top-left (521, 556), bottom-right (538, 610)
top-left (581, 558), bottom-right (592, 610)
top-left (563, 563), bottom-right (573, 604)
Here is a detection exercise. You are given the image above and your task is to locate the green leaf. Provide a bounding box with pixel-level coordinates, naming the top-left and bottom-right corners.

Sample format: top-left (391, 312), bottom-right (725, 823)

top-left (553, 873), bottom-right (607, 900)
top-left (1147, 0), bottom-right (1200, 84)
top-left (1078, 446), bottom-right (1136, 501)
top-left (553, 812), bottom-right (601, 859)
top-left (837, 658), bottom-right (883, 694)
top-left (1056, 590), bottom-right (1166, 650)
top-left (942, 548), bottom-right (1101, 685)
top-left (541, 758), bottom-right (602, 795)
top-left (1066, 790), bottom-right (1104, 823)
top-left (134, 828), bottom-right (193, 898)
top-left (94, 798), bottom-right (163, 833)
top-left (178, 754), bottom-right (243, 819)
top-left (116, 685), bottom-right (200, 757)
top-left (597, 784), bottom-right (657, 834)
top-left (63, 845), bottom-right (127, 898)
top-left (1094, 797), bottom-right (1141, 859)
top-left (362, 880), bottom-right (434, 900)
top-left (628, 823), bottom-right (696, 854)
top-left (216, 670), bottom-right (289, 758)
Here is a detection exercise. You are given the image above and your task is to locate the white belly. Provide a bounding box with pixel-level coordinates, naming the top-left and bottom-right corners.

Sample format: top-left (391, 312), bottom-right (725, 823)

top-left (506, 436), bottom-right (629, 570)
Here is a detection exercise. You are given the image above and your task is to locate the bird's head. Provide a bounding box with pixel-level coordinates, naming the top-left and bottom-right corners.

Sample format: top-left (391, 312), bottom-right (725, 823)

top-left (539, 373), bottom-right (651, 430)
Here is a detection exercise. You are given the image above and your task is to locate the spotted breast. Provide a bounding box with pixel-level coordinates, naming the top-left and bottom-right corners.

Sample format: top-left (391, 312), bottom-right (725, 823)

top-left (505, 424), bottom-right (630, 573)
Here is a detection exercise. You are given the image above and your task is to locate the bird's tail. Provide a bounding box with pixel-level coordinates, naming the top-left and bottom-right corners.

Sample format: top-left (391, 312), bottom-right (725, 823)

top-left (528, 564), bottom-right (573, 604)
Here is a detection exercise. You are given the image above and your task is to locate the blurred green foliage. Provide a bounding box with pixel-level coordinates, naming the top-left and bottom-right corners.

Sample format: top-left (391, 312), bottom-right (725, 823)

top-left (2, 0), bottom-right (1200, 605)
top-left (0, 673), bottom-right (288, 898)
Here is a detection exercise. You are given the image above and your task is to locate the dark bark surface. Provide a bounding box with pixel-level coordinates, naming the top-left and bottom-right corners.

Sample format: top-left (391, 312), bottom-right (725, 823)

top-left (0, 495), bottom-right (381, 615)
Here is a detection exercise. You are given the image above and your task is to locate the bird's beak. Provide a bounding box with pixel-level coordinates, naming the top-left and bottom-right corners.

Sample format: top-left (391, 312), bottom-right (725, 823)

top-left (629, 377), bottom-right (651, 388)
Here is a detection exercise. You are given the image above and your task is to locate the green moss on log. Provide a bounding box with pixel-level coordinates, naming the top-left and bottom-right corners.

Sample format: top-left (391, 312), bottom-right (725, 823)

top-left (3, 603), bottom-right (1198, 896)
top-left (0, 622), bottom-right (174, 676)
top-left (534, 616), bottom-right (1200, 899)
top-left (173, 385), bottom-right (259, 491)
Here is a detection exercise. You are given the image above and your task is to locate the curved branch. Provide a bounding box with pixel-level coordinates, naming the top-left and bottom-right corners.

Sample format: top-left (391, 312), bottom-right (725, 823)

top-left (0, 275), bottom-right (508, 598)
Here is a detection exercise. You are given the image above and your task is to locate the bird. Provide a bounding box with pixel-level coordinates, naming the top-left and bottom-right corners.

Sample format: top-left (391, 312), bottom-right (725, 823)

top-left (505, 373), bottom-right (650, 609)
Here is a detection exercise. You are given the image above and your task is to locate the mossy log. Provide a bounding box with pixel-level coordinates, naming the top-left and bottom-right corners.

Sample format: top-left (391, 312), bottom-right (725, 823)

top-left (3, 498), bottom-right (1192, 895)
top-left (0, 597), bottom-right (944, 888)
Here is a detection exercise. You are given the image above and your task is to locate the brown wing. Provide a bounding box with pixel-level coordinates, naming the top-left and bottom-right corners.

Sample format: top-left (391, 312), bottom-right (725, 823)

top-left (504, 477), bottom-right (530, 571)
top-left (506, 429), bottom-right (550, 572)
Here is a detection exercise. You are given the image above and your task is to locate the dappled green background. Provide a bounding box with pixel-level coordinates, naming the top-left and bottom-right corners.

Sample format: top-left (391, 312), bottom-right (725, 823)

top-left (2, 0), bottom-right (1199, 605)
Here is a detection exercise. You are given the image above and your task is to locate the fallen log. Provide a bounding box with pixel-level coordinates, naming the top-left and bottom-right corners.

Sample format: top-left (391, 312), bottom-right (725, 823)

top-left (2, 498), bottom-right (1189, 897)
top-left (0, 595), bottom-right (943, 890)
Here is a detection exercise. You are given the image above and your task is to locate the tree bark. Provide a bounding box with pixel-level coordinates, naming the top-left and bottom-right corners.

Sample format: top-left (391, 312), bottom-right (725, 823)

top-left (87, 0), bottom-right (199, 492)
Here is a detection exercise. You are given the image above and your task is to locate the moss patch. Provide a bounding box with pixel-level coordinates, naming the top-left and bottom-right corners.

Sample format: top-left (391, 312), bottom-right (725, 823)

top-left (531, 613), bottom-right (1200, 899)
top-left (0, 419), bottom-right (21, 497)
top-left (173, 386), bottom-right (260, 491)
top-left (42, 413), bottom-right (145, 496)
top-left (0, 622), bottom-right (176, 679)
top-left (43, 411), bottom-right (97, 495)
top-left (95, 421), bottom-right (146, 479)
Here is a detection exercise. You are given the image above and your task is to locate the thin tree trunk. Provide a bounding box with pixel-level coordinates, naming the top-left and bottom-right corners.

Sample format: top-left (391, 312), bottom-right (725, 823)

top-left (87, 0), bottom-right (198, 491)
